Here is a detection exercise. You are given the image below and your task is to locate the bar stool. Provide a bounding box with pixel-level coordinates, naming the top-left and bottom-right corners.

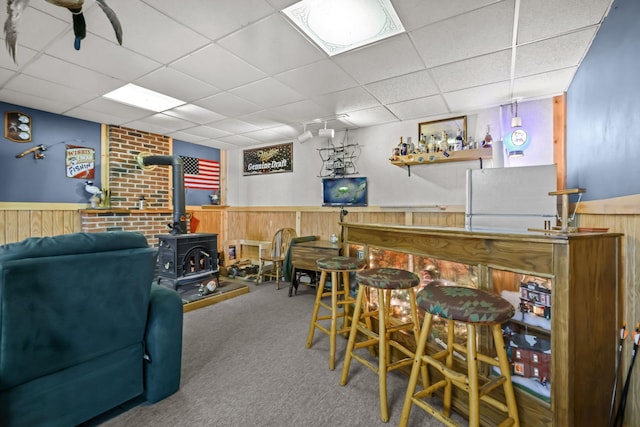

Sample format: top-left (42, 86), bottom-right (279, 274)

top-left (399, 282), bottom-right (520, 427)
top-left (305, 256), bottom-right (366, 370)
top-left (340, 267), bottom-right (428, 423)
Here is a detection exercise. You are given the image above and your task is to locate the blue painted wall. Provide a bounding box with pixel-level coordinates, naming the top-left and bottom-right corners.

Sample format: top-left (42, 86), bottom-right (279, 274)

top-left (173, 139), bottom-right (221, 206)
top-left (0, 101), bottom-right (221, 205)
top-left (0, 101), bottom-right (102, 203)
top-left (567, 0), bottom-right (640, 201)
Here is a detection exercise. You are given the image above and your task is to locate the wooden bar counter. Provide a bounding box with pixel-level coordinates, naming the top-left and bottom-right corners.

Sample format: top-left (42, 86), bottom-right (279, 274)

top-left (341, 223), bottom-right (622, 427)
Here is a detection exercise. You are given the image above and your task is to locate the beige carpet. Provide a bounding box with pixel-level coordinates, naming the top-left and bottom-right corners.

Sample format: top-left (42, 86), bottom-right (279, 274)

top-left (88, 280), bottom-right (466, 427)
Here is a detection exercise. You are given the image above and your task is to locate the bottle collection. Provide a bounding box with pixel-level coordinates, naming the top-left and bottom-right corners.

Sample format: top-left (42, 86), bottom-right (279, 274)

top-left (390, 125), bottom-right (494, 161)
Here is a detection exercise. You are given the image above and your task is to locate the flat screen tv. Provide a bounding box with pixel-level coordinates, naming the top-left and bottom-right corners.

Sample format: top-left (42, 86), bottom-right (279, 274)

top-left (322, 177), bottom-right (367, 207)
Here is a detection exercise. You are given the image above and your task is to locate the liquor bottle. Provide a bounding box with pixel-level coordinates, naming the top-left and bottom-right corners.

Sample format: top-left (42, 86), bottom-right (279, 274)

top-left (455, 129), bottom-right (464, 150)
top-left (483, 125), bottom-right (493, 148)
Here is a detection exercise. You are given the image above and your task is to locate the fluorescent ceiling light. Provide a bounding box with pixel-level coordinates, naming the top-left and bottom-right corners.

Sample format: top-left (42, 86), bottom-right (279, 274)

top-left (283, 0), bottom-right (405, 56)
top-left (103, 83), bottom-right (186, 112)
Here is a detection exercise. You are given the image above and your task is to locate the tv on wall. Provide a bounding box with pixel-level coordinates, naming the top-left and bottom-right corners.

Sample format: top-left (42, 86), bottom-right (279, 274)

top-left (322, 176), bottom-right (368, 207)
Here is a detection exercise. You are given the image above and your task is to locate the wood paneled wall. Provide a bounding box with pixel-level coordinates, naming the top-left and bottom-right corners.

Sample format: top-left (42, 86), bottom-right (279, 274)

top-left (0, 207), bottom-right (82, 245)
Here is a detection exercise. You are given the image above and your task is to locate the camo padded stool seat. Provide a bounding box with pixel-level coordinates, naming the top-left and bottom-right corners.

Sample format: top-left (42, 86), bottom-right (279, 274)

top-left (399, 282), bottom-right (520, 427)
top-left (340, 268), bottom-right (428, 422)
top-left (306, 256), bottom-right (366, 371)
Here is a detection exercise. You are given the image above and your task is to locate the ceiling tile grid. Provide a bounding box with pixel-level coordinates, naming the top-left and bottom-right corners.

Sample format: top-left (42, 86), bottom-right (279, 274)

top-left (0, 0), bottom-right (614, 149)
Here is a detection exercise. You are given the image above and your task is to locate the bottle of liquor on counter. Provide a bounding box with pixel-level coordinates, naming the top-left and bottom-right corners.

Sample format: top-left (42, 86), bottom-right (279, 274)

top-left (483, 125), bottom-right (493, 148)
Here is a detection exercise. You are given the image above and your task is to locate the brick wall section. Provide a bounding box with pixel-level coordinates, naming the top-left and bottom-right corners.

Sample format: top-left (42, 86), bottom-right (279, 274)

top-left (81, 125), bottom-right (179, 245)
top-left (108, 126), bottom-right (172, 210)
top-left (81, 212), bottom-right (172, 247)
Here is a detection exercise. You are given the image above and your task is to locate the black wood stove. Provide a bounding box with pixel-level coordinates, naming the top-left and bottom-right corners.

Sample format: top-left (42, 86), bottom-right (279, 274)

top-left (157, 233), bottom-right (219, 289)
top-left (139, 155), bottom-right (219, 290)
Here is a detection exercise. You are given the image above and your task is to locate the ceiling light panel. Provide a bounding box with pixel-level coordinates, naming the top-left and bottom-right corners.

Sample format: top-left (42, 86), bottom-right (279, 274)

top-left (103, 83), bottom-right (186, 112)
top-left (283, 0), bottom-right (405, 56)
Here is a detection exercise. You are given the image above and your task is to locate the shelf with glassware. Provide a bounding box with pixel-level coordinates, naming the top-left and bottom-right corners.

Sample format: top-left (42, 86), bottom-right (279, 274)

top-left (390, 147), bottom-right (493, 166)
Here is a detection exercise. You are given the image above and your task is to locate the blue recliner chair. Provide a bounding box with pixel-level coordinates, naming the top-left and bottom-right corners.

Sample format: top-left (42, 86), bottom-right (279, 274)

top-left (0, 231), bottom-right (183, 427)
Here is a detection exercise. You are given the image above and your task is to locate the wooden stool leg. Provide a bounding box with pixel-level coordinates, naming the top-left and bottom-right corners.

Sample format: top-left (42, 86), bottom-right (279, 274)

top-left (492, 324), bottom-right (520, 426)
top-left (399, 312), bottom-right (433, 427)
top-left (340, 284), bottom-right (366, 386)
top-left (467, 324), bottom-right (480, 427)
top-left (408, 288), bottom-right (429, 390)
top-left (378, 289), bottom-right (389, 422)
top-left (443, 320), bottom-right (455, 418)
top-left (306, 270), bottom-right (327, 349)
top-left (329, 270), bottom-right (339, 370)
top-left (340, 270), bottom-right (351, 336)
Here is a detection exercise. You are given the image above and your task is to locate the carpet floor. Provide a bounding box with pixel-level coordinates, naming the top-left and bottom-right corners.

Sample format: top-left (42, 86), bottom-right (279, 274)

top-left (92, 280), bottom-right (468, 427)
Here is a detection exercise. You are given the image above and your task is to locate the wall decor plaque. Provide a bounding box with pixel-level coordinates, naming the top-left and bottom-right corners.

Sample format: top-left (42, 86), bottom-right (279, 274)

top-left (243, 142), bottom-right (293, 176)
top-left (5, 111), bottom-right (32, 142)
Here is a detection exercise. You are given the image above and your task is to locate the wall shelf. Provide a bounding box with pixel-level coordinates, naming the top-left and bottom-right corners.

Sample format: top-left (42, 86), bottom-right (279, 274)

top-left (390, 147), bottom-right (492, 167)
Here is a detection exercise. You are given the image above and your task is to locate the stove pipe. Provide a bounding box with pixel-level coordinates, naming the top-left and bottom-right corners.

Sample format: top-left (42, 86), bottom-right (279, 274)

top-left (141, 155), bottom-right (187, 235)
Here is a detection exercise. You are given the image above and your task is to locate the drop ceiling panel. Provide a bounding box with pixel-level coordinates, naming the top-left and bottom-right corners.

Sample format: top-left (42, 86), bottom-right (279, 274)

top-left (146, 0), bottom-right (276, 41)
top-left (134, 68), bottom-right (220, 103)
top-left (512, 67), bottom-right (578, 99)
top-left (272, 99), bottom-right (332, 123)
top-left (45, 35), bottom-right (161, 82)
top-left (65, 108), bottom-right (131, 126)
top-left (412, 1), bottom-right (514, 67)
top-left (74, 98), bottom-right (154, 122)
top-left (230, 77), bottom-right (305, 108)
top-left (431, 50), bottom-right (512, 93)
top-left (518, 0), bottom-right (612, 43)
top-left (443, 81), bottom-right (512, 112)
top-left (208, 118), bottom-right (260, 134)
top-left (238, 110), bottom-right (295, 129)
top-left (0, 88), bottom-right (76, 114)
top-left (387, 95), bottom-right (449, 121)
top-left (195, 92), bottom-right (262, 117)
top-left (21, 55), bottom-right (124, 94)
top-left (219, 14), bottom-right (325, 75)
top-left (313, 87), bottom-right (381, 114)
top-left (365, 70), bottom-right (439, 104)
top-left (162, 104), bottom-right (226, 125)
top-left (333, 34), bottom-right (425, 84)
top-left (85, 1), bottom-right (210, 63)
top-left (345, 106), bottom-right (399, 128)
top-left (170, 44), bottom-right (266, 90)
top-left (393, 0), bottom-right (500, 31)
top-left (180, 125), bottom-right (231, 139)
top-left (217, 133), bottom-right (262, 146)
top-left (4, 74), bottom-right (96, 106)
top-left (131, 113), bottom-right (195, 131)
top-left (275, 59), bottom-right (358, 97)
top-left (515, 28), bottom-right (598, 78)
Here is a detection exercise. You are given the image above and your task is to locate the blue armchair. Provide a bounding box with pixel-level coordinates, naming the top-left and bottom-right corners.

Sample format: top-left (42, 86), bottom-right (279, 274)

top-left (0, 232), bottom-right (183, 426)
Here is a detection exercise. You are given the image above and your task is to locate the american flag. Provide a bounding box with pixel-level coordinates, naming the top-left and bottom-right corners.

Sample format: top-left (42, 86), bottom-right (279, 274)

top-left (180, 156), bottom-right (220, 190)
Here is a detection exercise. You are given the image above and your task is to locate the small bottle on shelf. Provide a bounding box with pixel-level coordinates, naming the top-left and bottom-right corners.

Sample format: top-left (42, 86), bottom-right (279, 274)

top-left (483, 125), bottom-right (493, 148)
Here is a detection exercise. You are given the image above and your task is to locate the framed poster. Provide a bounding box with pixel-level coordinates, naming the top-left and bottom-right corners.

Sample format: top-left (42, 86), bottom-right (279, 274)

top-left (66, 145), bottom-right (95, 179)
top-left (243, 142), bottom-right (293, 176)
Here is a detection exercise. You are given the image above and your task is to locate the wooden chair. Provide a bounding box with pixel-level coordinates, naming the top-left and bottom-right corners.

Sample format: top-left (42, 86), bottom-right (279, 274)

top-left (256, 227), bottom-right (296, 289)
